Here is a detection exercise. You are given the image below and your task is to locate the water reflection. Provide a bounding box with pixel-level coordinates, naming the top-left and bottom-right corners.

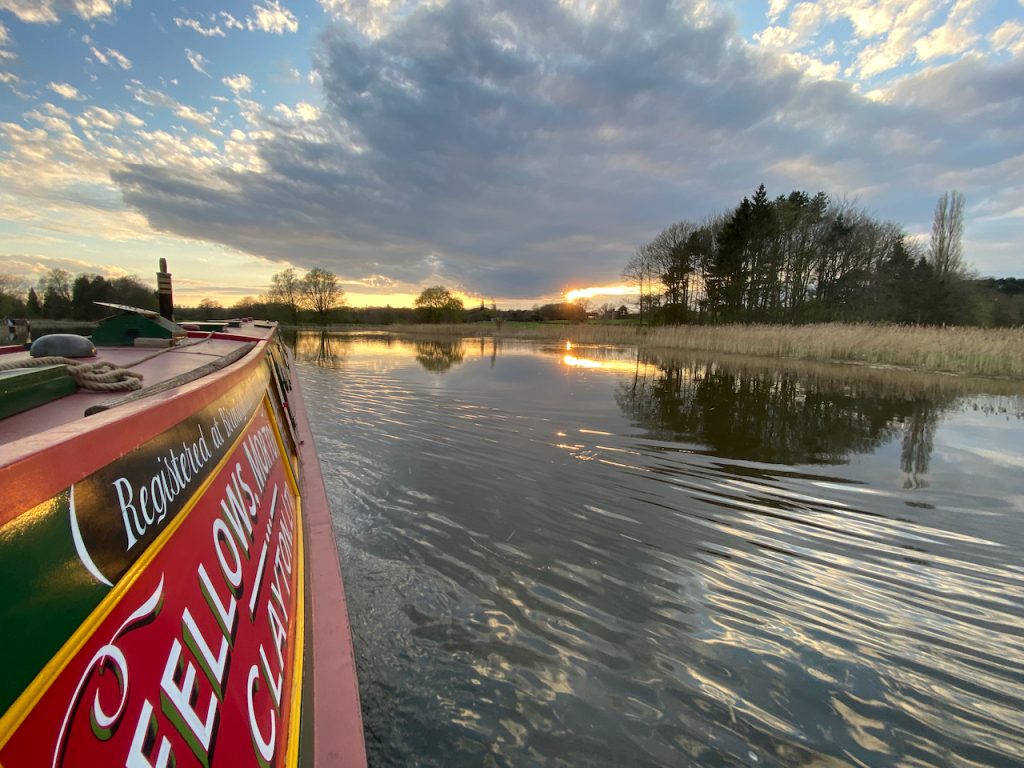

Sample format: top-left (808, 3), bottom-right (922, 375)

top-left (901, 402), bottom-right (937, 488)
top-left (294, 332), bottom-right (1024, 768)
top-left (614, 356), bottom-right (948, 476)
top-left (415, 340), bottom-right (465, 373)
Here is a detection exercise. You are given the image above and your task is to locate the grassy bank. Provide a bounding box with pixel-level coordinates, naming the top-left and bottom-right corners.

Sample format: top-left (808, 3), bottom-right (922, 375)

top-left (366, 322), bottom-right (1024, 379)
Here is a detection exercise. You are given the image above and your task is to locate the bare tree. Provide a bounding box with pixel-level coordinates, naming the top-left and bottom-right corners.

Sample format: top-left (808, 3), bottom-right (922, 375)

top-left (302, 267), bottom-right (345, 325)
top-left (622, 244), bottom-right (656, 326)
top-left (0, 273), bottom-right (27, 317)
top-left (265, 267), bottom-right (303, 324)
top-left (929, 191), bottom-right (965, 278)
top-left (198, 297), bottom-right (224, 315)
top-left (38, 268), bottom-right (73, 318)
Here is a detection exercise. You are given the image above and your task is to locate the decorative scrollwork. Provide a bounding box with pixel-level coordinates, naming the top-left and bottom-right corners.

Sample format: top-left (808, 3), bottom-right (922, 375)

top-left (52, 576), bottom-right (165, 768)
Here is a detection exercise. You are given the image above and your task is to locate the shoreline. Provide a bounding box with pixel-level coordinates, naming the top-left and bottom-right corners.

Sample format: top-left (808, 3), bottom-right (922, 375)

top-left (292, 321), bottom-right (1024, 381)
top-left (26, 318), bottom-right (1024, 381)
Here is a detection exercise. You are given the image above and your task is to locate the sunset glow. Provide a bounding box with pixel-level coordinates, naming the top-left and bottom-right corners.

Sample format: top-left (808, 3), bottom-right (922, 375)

top-left (565, 285), bottom-right (640, 303)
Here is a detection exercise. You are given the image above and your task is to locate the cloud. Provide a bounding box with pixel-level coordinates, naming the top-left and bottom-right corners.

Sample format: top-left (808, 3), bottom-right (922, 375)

top-left (108, 1), bottom-right (1024, 296)
top-left (76, 105), bottom-right (121, 131)
top-left (274, 62), bottom-right (302, 82)
top-left (185, 48), bottom-right (211, 76)
top-left (222, 73), bottom-right (254, 93)
top-left (89, 44), bottom-right (132, 70)
top-left (121, 110), bottom-right (145, 127)
top-left (105, 47), bottom-right (132, 70)
top-left (751, 0), bottom-right (995, 84)
top-left (319, 0), bottom-right (443, 39)
top-left (220, 11), bottom-right (245, 30)
top-left (47, 81), bottom-right (84, 100)
top-left (990, 20), bottom-right (1024, 55)
top-left (0, 0), bottom-right (129, 23)
top-left (128, 83), bottom-right (215, 127)
top-left (174, 16), bottom-right (226, 37)
top-left (1, 254), bottom-right (132, 280)
top-left (174, 4), bottom-right (298, 39)
top-left (273, 101), bottom-right (320, 122)
top-left (247, 0), bottom-right (299, 34)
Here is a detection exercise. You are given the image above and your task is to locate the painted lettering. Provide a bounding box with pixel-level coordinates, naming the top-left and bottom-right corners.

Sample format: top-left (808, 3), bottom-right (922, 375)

top-left (182, 608), bottom-right (229, 700)
top-left (247, 666), bottom-right (275, 767)
top-left (125, 699), bottom-right (174, 768)
top-left (198, 564), bottom-right (239, 644)
top-left (213, 519), bottom-right (243, 595)
top-left (160, 639), bottom-right (218, 765)
top-left (113, 477), bottom-right (141, 549)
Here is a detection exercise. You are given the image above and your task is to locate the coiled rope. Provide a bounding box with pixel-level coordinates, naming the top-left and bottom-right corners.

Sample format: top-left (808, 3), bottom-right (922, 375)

top-left (0, 333), bottom-right (215, 393)
top-left (0, 356), bottom-right (144, 392)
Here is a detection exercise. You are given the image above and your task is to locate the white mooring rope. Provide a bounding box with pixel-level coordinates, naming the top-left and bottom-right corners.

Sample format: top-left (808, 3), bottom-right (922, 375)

top-left (0, 334), bottom-right (215, 394)
top-left (0, 356), bottom-right (144, 392)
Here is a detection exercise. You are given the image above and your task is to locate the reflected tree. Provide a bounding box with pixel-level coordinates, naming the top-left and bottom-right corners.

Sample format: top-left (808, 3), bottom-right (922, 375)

top-left (415, 340), bottom-right (465, 372)
top-left (616, 357), bottom-right (952, 468)
top-left (293, 330), bottom-right (350, 367)
top-left (900, 402), bottom-right (938, 489)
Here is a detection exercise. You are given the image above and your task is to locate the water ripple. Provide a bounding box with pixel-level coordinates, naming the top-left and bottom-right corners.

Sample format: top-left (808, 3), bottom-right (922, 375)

top-left (298, 337), bottom-right (1024, 767)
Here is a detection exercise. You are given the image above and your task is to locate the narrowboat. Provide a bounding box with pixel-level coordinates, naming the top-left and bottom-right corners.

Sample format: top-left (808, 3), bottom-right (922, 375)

top-left (0, 272), bottom-right (366, 766)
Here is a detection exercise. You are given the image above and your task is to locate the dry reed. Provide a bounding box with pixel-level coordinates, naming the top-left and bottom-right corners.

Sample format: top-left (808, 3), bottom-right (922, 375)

top-left (379, 322), bottom-right (1024, 379)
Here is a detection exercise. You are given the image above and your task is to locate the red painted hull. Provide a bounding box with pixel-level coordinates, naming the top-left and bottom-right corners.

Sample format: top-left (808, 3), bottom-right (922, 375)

top-left (0, 325), bottom-right (366, 767)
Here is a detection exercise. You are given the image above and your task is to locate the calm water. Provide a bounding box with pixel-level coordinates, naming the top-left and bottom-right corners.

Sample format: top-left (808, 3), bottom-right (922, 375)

top-left (293, 331), bottom-right (1024, 767)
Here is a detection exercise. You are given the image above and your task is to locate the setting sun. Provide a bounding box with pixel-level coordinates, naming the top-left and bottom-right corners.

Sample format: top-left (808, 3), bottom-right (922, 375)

top-left (565, 284), bottom-right (640, 303)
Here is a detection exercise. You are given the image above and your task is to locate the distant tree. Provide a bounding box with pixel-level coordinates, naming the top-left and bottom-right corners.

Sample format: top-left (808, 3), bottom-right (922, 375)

top-left (414, 285), bottom-right (464, 323)
top-left (39, 268), bottom-right (73, 318)
top-left (232, 296), bottom-right (264, 316)
top-left (266, 267), bottom-right (303, 325)
top-left (111, 276), bottom-right (158, 311)
top-left (0, 273), bottom-right (27, 317)
top-left (302, 267), bottom-right (345, 325)
top-left (929, 191), bottom-right (966, 278)
top-left (26, 287), bottom-right (41, 316)
top-left (198, 298), bottom-right (224, 316)
top-left (535, 301), bottom-right (586, 322)
top-left (621, 184), bottom-right (989, 327)
top-left (622, 244), bottom-right (656, 326)
top-left (465, 300), bottom-right (495, 323)
top-left (72, 274), bottom-right (113, 320)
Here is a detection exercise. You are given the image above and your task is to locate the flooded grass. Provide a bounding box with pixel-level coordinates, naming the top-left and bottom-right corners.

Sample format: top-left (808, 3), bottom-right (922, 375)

top-left (377, 322), bottom-right (1024, 379)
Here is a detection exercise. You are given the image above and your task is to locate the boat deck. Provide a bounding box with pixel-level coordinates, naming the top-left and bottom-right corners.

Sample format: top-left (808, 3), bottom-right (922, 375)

top-left (0, 323), bottom-right (275, 451)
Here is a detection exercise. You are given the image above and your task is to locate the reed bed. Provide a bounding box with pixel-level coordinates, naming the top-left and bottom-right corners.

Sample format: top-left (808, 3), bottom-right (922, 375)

top-left (381, 322), bottom-right (1024, 379)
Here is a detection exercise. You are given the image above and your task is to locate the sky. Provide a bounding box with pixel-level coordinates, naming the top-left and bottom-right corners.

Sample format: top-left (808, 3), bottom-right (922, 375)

top-left (0, 0), bottom-right (1021, 308)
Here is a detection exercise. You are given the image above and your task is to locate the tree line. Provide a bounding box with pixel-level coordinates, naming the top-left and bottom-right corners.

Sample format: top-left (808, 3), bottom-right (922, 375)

top-left (623, 186), bottom-right (1022, 327)
top-left (0, 266), bottom-right (351, 325)
top-left (0, 269), bottom-right (158, 320)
